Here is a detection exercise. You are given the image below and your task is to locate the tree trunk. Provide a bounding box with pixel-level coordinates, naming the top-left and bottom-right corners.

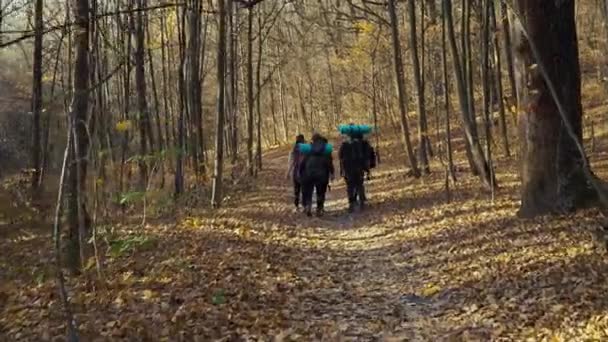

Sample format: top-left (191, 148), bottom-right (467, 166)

top-left (442, 1), bottom-right (456, 183)
top-left (67, 0), bottom-right (91, 272)
top-left (481, 0), bottom-right (495, 195)
top-left (31, 0), bottom-right (43, 192)
top-left (255, 10), bottom-right (263, 170)
top-left (444, 0), bottom-right (495, 189)
top-left (175, 7), bottom-right (187, 195)
top-left (500, 2), bottom-right (517, 103)
top-left (513, 0), bottom-right (594, 217)
top-left (491, 1), bottom-right (511, 157)
top-left (246, 7), bottom-right (254, 176)
top-left (134, 0), bottom-right (150, 188)
top-left (387, 0), bottom-right (420, 177)
top-left (212, 0), bottom-right (227, 207)
top-left (408, 0), bottom-right (430, 174)
top-left (186, 0), bottom-right (204, 175)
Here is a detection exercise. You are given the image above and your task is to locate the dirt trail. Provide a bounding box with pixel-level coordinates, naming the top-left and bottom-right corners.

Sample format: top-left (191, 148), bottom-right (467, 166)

top-left (3, 145), bottom-right (608, 340)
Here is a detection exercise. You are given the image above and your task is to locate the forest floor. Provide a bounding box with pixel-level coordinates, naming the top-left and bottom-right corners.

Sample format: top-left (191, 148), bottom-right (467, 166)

top-left (4, 129), bottom-right (608, 341)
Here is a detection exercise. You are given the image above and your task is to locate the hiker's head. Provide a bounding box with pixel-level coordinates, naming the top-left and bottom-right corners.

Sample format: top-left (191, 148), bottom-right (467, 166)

top-left (311, 133), bottom-right (323, 143)
top-left (295, 134), bottom-right (305, 144)
top-left (352, 133), bottom-right (363, 140)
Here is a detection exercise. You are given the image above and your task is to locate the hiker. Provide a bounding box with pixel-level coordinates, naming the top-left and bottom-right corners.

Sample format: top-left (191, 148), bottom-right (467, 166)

top-left (299, 133), bottom-right (335, 217)
top-left (286, 134), bottom-right (306, 211)
top-left (339, 132), bottom-right (375, 213)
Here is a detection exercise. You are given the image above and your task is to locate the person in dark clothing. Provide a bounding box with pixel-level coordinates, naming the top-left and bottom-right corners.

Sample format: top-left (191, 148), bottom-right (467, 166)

top-left (286, 134), bottom-right (306, 211)
top-left (339, 132), bottom-right (373, 213)
top-left (300, 133), bottom-right (335, 217)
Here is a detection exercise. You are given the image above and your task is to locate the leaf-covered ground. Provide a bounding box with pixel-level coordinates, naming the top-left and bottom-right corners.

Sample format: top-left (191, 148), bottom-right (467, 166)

top-left (3, 140), bottom-right (608, 341)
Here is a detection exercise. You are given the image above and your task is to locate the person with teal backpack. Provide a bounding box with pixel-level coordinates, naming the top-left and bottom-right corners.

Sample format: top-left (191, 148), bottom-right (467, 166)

top-left (298, 133), bottom-right (335, 217)
top-left (338, 124), bottom-right (376, 213)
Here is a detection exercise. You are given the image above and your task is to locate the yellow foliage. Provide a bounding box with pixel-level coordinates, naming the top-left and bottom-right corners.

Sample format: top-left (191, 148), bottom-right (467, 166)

top-left (354, 20), bottom-right (375, 35)
top-left (115, 120), bottom-right (132, 132)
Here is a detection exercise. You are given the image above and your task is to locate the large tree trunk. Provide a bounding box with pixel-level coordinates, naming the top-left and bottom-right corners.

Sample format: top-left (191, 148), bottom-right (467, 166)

top-left (387, 0), bottom-right (420, 177)
top-left (513, 0), bottom-right (594, 217)
top-left (212, 0), bottom-right (227, 207)
top-left (186, 0), bottom-right (204, 175)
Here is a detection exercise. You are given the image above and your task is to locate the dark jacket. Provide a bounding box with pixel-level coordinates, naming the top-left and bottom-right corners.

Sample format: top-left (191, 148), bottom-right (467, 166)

top-left (339, 138), bottom-right (371, 177)
top-left (300, 140), bottom-right (334, 181)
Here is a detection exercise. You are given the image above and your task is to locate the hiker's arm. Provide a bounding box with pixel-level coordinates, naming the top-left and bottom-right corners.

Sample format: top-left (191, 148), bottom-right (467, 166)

top-left (329, 155), bottom-right (336, 180)
top-left (338, 145), bottom-right (344, 177)
top-left (286, 151), bottom-right (293, 179)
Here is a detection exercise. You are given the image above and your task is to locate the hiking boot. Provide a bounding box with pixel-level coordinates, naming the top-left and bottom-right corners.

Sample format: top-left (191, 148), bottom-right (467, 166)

top-left (348, 202), bottom-right (356, 213)
top-left (304, 205), bottom-right (312, 217)
top-left (316, 207), bottom-right (324, 217)
top-left (359, 201), bottom-right (366, 211)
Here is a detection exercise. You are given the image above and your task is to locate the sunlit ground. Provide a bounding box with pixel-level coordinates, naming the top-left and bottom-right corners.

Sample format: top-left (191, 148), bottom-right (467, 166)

top-left (3, 102), bottom-right (608, 340)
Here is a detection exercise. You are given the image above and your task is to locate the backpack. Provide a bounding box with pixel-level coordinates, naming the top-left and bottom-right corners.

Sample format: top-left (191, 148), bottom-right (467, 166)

top-left (302, 142), bottom-right (331, 180)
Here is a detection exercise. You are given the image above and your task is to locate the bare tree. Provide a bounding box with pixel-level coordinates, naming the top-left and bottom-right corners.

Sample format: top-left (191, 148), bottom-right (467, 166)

top-left (212, 0), bottom-right (227, 207)
top-left (387, 0), bottom-right (420, 177)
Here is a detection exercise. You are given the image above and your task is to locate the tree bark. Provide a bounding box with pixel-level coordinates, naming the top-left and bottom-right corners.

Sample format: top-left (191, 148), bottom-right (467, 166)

top-left (212, 0), bottom-right (227, 207)
top-left (513, 0), bottom-right (594, 217)
top-left (490, 1), bottom-right (510, 157)
top-left (134, 0), bottom-right (150, 188)
top-left (408, 0), bottom-right (430, 174)
top-left (66, 0), bottom-right (91, 272)
top-left (387, 0), bottom-right (420, 177)
top-left (255, 9), bottom-right (263, 170)
top-left (31, 0), bottom-right (43, 192)
top-left (246, 7), bottom-right (254, 176)
top-left (501, 2), bottom-right (517, 104)
top-left (444, 0), bottom-right (495, 189)
top-left (442, 1), bottom-right (456, 183)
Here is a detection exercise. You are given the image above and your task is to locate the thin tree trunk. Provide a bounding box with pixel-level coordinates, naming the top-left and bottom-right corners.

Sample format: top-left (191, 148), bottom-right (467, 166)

top-left (175, 6), bottom-right (187, 195)
top-left (500, 2), bottom-right (517, 103)
top-left (31, 0), bottom-right (43, 192)
top-left (491, 1), bottom-right (510, 157)
top-left (387, 0), bottom-right (420, 177)
top-left (134, 0), bottom-right (150, 188)
top-left (442, 1), bottom-right (456, 183)
top-left (212, 0), bottom-right (227, 207)
top-left (444, 0), bottom-right (494, 189)
top-left (246, 7), bottom-right (254, 176)
top-left (481, 0), bottom-right (495, 198)
top-left (255, 10), bottom-right (263, 170)
top-left (408, 0), bottom-right (429, 174)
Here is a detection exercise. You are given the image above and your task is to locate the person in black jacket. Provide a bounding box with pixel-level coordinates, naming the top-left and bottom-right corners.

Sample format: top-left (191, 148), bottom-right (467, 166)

top-left (286, 134), bottom-right (306, 211)
top-left (300, 133), bottom-right (335, 217)
top-left (339, 133), bottom-right (372, 213)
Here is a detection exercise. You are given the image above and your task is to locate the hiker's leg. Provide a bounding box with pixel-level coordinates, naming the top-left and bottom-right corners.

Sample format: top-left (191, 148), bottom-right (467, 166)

top-left (315, 180), bottom-right (329, 214)
top-left (301, 180), bottom-right (314, 216)
top-left (357, 174), bottom-right (366, 203)
top-left (293, 179), bottom-right (301, 207)
top-left (345, 176), bottom-right (357, 212)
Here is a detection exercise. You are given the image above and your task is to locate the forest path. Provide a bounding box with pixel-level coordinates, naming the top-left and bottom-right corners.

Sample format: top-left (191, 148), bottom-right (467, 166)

top-left (3, 145), bottom-right (608, 340)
